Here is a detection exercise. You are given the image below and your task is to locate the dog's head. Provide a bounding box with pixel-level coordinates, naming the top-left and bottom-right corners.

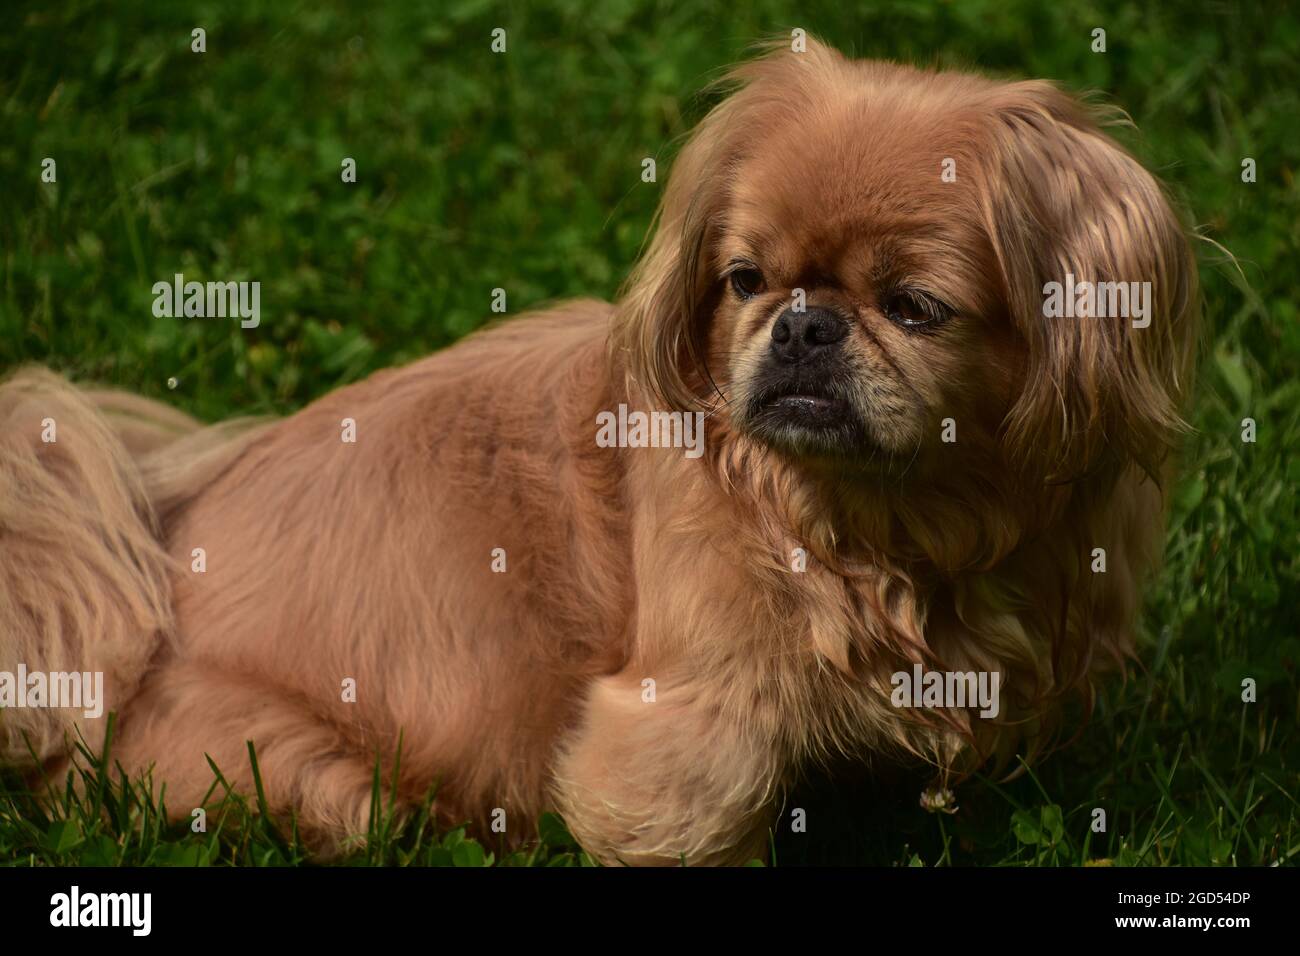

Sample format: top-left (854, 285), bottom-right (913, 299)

top-left (613, 40), bottom-right (1202, 767)
top-left (615, 40), bottom-right (1197, 500)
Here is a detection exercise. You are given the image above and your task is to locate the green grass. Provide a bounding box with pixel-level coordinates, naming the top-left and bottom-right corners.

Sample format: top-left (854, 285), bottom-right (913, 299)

top-left (1, 0), bottom-right (1297, 865)
top-left (2, 718), bottom-right (595, 866)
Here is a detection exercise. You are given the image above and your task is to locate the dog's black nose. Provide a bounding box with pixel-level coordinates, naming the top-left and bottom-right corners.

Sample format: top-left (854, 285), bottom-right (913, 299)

top-left (770, 307), bottom-right (848, 363)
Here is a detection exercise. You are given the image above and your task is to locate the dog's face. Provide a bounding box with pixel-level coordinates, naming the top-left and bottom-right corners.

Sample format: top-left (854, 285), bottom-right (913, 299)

top-left (713, 107), bottom-right (1013, 465)
top-left (618, 42), bottom-right (1198, 489)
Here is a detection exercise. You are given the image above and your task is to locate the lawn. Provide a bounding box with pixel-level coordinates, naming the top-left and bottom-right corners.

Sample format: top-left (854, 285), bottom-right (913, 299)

top-left (0, 0), bottom-right (1296, 865)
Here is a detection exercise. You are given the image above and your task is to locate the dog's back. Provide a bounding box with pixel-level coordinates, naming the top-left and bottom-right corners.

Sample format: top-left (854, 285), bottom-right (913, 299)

top-left (1, 300), bottom-right (628, 851)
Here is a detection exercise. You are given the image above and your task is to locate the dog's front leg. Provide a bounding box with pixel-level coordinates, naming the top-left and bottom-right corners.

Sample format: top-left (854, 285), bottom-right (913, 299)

top-left (551, 669), bottom-right (782, 866)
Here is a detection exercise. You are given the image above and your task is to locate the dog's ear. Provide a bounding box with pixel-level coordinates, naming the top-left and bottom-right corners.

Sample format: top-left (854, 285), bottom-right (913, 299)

top-left (613, 39), bottom-right (844, 411)
top-left (611, 93), bottom-right (743, 411)
top-left (971, 82), bottom-right (1199, 483)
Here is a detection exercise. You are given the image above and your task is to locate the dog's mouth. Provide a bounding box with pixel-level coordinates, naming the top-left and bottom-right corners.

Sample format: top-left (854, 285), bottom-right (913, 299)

top-left (765, 391), bottom-right (852, 423)
top-left (743, 377), bottom-right (872, 455)
top-left (751, 377), bottom-right (855, 425)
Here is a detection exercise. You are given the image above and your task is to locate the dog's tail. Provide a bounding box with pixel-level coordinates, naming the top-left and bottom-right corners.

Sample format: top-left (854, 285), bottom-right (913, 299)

top-left (0, 368), bottom-right (203, 765)
top-left (0, 368), bottom-right (272, 767)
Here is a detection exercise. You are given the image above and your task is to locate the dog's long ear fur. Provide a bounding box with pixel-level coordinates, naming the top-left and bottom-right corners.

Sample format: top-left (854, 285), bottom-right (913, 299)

top-left (941, 87), bottom-right (1202, 764)
top-left (970, 82), bottom-right (1199, 484)
top-left (610, 92), bottom-right (738, 411)
top-left (612, 41), bottom-right (846, 410)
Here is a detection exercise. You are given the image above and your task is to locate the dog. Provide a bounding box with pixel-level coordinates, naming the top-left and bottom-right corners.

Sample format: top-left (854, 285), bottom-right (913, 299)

top-left (0, 38), bottom-right (1198, 865)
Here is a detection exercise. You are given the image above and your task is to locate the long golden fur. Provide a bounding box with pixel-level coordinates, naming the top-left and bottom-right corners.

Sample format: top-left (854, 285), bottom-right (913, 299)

top-left (0, 39), bottom-right (1198, 865)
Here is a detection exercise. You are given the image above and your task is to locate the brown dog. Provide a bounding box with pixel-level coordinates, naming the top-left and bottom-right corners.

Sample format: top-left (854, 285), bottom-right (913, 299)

top-left (0, 39), bottom-right (1198, 865)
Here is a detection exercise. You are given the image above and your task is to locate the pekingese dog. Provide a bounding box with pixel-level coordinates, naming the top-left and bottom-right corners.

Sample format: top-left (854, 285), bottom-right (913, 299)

top-left (0, 38), bottom-right (1198, 865)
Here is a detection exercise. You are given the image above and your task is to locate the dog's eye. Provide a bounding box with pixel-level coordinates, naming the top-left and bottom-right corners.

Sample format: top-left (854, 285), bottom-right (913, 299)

top-left (729, 268), bottom-right (765, 299)
top-left (882, 290), bottom-right (952, 331)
